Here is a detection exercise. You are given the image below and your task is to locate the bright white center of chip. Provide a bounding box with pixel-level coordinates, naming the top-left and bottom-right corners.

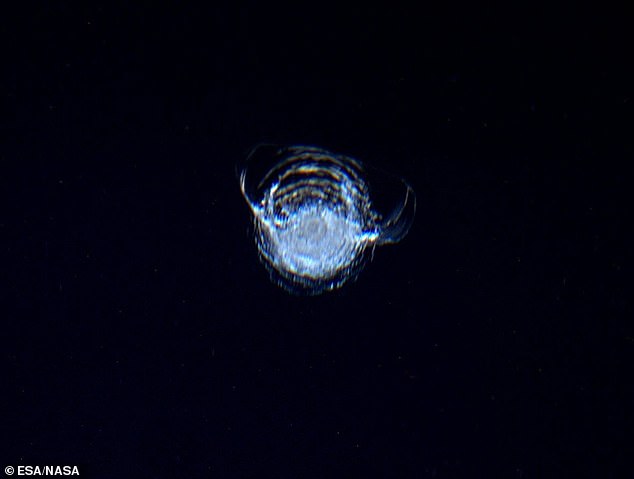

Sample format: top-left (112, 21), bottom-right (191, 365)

top-left (264, 203), bottom-right (366, 278)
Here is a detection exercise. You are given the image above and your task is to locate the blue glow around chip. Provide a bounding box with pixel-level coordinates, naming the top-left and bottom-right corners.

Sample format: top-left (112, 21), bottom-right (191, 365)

top-left (239, 145), bottom-right (415, 294)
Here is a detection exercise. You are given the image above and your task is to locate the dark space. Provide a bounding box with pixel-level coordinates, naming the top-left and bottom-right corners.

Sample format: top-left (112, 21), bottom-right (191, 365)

top-left (1, 3), bottom-right (632, 478)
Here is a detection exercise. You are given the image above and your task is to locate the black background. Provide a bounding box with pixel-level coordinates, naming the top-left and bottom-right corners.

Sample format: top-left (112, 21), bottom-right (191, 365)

top-left (2, 3), bottom-right (632, 478)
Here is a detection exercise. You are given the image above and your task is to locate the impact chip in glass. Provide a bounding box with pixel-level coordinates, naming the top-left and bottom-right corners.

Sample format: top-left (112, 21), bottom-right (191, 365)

top-left (239, 145), bottom-right (415, 294)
